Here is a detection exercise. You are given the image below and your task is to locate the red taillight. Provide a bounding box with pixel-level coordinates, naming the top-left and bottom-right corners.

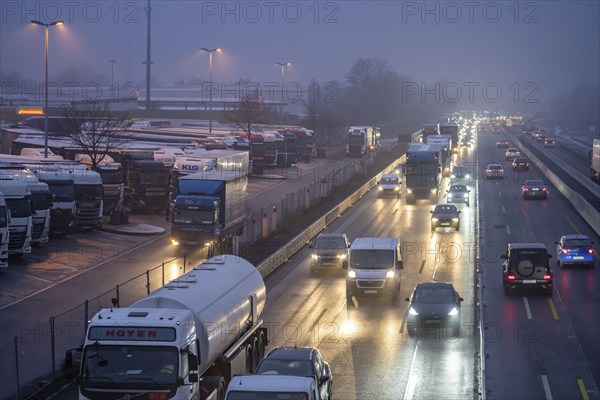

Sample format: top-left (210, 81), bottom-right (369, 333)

top-left (526, 163), bottom-right (529, 167)
top-left (542, 187), bottom-right (546, 191)
top-left (524, 188), bottom-right (529, 191)
top-left (507, 274), bottom-right (516, 280)
top-left (561, 248), bottom-right (568, 254)
top-left (543, 274), bottom-right (552, 280)
top-left (588, 248), bottom-right (594, 254)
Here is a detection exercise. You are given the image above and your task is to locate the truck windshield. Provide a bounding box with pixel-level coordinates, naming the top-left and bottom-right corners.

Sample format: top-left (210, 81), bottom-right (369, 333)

top-left (99, 170), bottom-right (123, 184)
top-left (173, 209), bottom-right (217, 225)
top-left (347, 134), bottom-right (365, 143)
top-left (6, 198), bottom-right (32, 218)
top-left (350, 249), bottom-right (395, 269)
top-left (0, 206), bottom-right (7, 227)
top-left (81, 345), bottom-right (178, 385)
top-left (75, 185), bottom-right (103, 201)
top-left (49, 184), bottom-right (74, 202)
top-left (32, 193), bottom-right (52, 210)
top-left (227, 392), bottom-right (308, 400)
top-left (141, 173), bottom-right (168, 185)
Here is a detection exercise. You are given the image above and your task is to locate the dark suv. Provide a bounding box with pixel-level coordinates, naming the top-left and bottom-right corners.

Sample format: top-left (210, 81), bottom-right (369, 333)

top-left (430, 204), bottom-right (461, 231)
top-left (308, 233), bottom-right (350, 273)
top-left (502, 243), bottom-right (553, 295)
top-left (255, 347), bottom-right (333, 400)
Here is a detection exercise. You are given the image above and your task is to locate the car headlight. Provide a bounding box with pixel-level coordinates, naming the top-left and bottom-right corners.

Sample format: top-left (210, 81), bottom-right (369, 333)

top-left (452, 217), bottom-right (459, 222)
top-left (447, 307), bottom-right (459, 316)
top-left (432, 218), bottom-right (439, 222)
top-left (394, 186), bottom-right (400, 191)
top-left (431, 188), bottom-right (437, 193)
top-left (378, 186), bottom-right (383, 191)
top-left (464, 193), bottom-right (469, 197)
top-left (347, 270), bottom-right (356, 278)
top-left (450, 174), bottom-right (456, 179)
top-left (407, 188), bottom-right (412, 194)
top-left (408, 307), bottom-right (419, 316)
top-left (465, 174), bottom-right (470, 179)
top-left (337, 253), bottom-right (347, 260)
top-left (311, 254), bottom-right (319, 260)
top-left (448, 193), bottom-right (453, 197)
top-left (386, 270), bottom-right (395, 278)
top-left (171, 239), bottom-right (179, 246)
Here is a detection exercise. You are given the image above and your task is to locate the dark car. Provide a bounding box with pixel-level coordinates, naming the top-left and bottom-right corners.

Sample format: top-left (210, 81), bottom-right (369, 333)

top-left (446, 185), bottom-right (470, 206)
top-left (522, 179), bottom-right (547, 199)
top-left (255, 347), bottom-right (333, 400)
top-left (544, 138), bottom-right (556, 147)
top-left (405, 282), bottom-right (463, 336)
top-left (308, 232), bottom-right (350, 273)
top-left (496, 140), bottom-right (510, 149)
top-left (512, 158), bottom-right (530, 171)
top-left (450, 166), bottom-right (470, 183)
top-left (430, 204), bottom-right (461, 231)
top-left (536, 135), bottom-right (547, 143)
top-left (502, 243), bottom-right (553, 295)
top-left (555, 234), bottom-right (595, 268)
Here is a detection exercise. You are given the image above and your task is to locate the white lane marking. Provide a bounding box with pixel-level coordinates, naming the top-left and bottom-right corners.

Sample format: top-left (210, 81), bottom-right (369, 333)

top-left (506, 225), bottom-right (511, 235)
top-left (498, 191), bottom-right (502, 197)
top-left (402, 344), bottom-right (419, 400)
top-left (501, 206), bottom-right (506, 213)
top-left (523, 297), bottom-right (533, 320)
top-left (541, 375), bottom-right (553, 400)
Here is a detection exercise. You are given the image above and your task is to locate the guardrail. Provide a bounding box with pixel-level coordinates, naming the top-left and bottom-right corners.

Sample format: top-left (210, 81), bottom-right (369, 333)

top-left (507, 129), bottom-right (600, 236)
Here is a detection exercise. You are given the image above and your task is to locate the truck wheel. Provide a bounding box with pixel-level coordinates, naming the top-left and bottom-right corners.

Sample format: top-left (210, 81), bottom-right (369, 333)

top-left (199, 376), bottom-right (225, 400)
top-left (245, 345), bottom-right (254, 374)
top-left (250, 338), bottom-right (259, 372)
top-left (257, 331), bottom-right (266, 359)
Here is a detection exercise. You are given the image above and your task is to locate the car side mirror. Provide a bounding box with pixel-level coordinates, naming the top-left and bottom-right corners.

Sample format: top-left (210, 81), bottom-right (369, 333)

top-left (308, 244), bottom-right (313, 249)
top-left (320, 375), bottom-right (329, 384)
top-left (458, 211), bottom-right (462, 214)
top-left (404, 297), bottom-right (410, 302)
top-left (458, 297), bottom-right (464, 302)
top-left (554, 242), bottom-right (559, 245)
top-left (430, 211), bottom-right (433, 214)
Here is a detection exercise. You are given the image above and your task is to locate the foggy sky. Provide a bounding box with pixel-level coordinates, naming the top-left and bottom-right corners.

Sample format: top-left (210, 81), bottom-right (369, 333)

top-left (1, 1), bottom-right (598, 109)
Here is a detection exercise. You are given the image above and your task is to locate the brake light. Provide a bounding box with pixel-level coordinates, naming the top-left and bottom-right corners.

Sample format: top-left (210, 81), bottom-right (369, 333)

top-left (588, 248), bottom-right (594, 254)
top-left (561, 248), bottom-right (568, 254)
top-left (542, 187), bottom-right (546, 191)
top-left (507, 274), bottom-right (516, 280)
top-left (543, 274), bottom-right (552, 280)
top-left (524, 188), bottom-right (529, 191)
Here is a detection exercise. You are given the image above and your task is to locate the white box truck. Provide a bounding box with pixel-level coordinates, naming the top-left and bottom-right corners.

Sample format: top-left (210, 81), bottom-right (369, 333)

top-left (71, 255), bottom-right (268, 400)
top-left (344, 237), bottom-right (403, 304)
top-left (0, 191), bottom-right (9, 268)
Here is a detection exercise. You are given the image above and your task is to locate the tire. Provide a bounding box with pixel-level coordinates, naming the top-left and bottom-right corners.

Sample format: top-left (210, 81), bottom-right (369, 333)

top-left (199, 376), bottom-right (226, 400)
top-left (257, 331), bottom-right (266, 360)
top-left (250, 338), bottom-right (259, 372)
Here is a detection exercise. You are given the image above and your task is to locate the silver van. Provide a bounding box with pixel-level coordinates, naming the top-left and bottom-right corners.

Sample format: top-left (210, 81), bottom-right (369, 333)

top-left (344, 237), bottom-right (402, 304)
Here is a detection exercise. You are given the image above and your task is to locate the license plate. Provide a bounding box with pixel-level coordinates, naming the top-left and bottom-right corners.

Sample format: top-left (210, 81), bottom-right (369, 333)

top-left (573, 256), bottom-right (584, 260)
top-left (441, 222), bottom-right (450, 226)
top-left (532, 188), bottom-right (539, 191)
top-left (364, 290), bottom-right (378, 294)
top-left (522, 280), bottom-right (536, 284)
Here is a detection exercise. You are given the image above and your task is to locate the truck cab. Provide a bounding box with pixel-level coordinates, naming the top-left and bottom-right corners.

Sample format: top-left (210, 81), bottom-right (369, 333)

top-left (344, 237), bottom-right (403, 304)
top-left (71, 169), bottom-right (104, 230)
top-left (31, 168), bottom-right (75, 237)
top-left (0, 179), bottom-right (33, 257)
top-left (0, 191), bottom-right (9, 268)
top-left (226, 375), bottom-right (320, 400)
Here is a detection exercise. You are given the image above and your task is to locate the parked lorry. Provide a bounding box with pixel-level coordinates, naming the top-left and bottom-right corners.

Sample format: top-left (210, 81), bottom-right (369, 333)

top-left (347, 126), bottom-right (376, 157)
top-left (171, 150), bottom-right (250, 180)
top-left (170, 171), bottom-right (247, 256)
top-left (70, 168), bottom-right (104, 230)
top-left (0, 179), bottom-right (33, 257)
top-left (0, 168), bottom-right (51, 246)
top-left (403, 143), bottom-right (443, 204)
top-left (31, 168), bottom-right (75, 237)
top-left (591, 138), bottom-right (600, 183)
top-left (120, 151), bottom-right (170, 212)
top-left (76, 154), bottom-right (125, 216)
top-left (438, 123), bottom-right (459, 151)
top-left (71, 254), bottom-right (268, 400)
top-left (0, 192), bottom-right (9, 268)
top-left (420, 124), bottom-right (439, 143)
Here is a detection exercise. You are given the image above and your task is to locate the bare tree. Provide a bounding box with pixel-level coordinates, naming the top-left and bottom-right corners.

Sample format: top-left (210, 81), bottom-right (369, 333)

top-left (227, 91), bottom-right (273, 135)
top-left (59, 101), bottom-right (131, 168)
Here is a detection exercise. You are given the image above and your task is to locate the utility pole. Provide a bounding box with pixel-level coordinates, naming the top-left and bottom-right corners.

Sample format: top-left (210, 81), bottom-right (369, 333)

top-left (144, 0), bottom-right (153, 111)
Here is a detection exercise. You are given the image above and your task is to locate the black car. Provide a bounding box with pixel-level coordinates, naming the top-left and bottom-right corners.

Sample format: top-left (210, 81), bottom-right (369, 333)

top-left (502, 243), bottom-right (553, 295)
top-left (308, 232), bottom-right (350, 273)
top-left (512, 158), bottom-right (530, 171)
top-left (255, 347), bottom-right (333, 400)
top-left (405, 282), bottom-right (463, 336)
top-left (446, 185), bottom-right (470, 206)
top-left (430, 204), bottom-right (461, 231)
top-left (522, 179), bottom-right (547, 199)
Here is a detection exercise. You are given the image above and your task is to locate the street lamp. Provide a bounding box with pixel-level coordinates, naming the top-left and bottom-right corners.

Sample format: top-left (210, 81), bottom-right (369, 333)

top-left (201, 48), bottom-right (220, 133)
top-left (109, 60), bottom-right (116, 99)
top-left (275, 61), bottom-right (291, 123)
top-left (31, 19), bottom-right (63, 158)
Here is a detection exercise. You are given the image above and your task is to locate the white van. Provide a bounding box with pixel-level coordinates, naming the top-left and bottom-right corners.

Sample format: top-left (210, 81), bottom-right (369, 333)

top-left (0, 191), bottom-right (9, 268)
top-left (344, 237), bottom-right (403, 304)
top-left (226, 375), bottom-right (319, 400)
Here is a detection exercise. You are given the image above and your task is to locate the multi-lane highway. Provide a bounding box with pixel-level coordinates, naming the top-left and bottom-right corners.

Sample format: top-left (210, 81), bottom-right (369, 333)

top-left (3, 124), bottom-right (600, 400)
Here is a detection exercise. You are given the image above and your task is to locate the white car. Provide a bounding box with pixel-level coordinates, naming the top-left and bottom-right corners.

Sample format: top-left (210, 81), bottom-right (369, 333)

top-left (505, 147), bottom-right (520, 160)
top-left (377, 173), bottom-right (402, 197)
top-left (485, 163), bottom-right (505, 179)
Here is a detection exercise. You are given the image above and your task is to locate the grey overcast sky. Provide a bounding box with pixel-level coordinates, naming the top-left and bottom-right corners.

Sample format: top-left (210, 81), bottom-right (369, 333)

top-left (1, 1), bottom-right (598, 106)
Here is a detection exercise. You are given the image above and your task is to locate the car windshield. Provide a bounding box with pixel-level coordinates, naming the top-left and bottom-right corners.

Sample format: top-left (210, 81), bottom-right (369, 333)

top-left (350, 249), bottom-right (395, 269)
top-left (256, 359), bottom-right (313, 377)
top-left (488, 165), bottom-right (502, 170)
top-left (381, 177), bottom-right (398, 184)
top-left (413, 287), bottom-right (455, 303)
top-left (314, 237), bottom-right (347, 250)
top-left (450, 186), bottom-right (467, 192)
top-left (49, 184), bottom-right (75, 202)
top-left (564, 238), bottom-right (590, 247)
top-left (434, 205), bottom-right (456, 213)
top-left (525, 180), bottom-right (544, 186)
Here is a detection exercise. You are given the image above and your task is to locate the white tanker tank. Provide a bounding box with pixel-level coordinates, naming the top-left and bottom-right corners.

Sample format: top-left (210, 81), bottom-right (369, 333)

top-left (74, 255), bottom-right (268, 400)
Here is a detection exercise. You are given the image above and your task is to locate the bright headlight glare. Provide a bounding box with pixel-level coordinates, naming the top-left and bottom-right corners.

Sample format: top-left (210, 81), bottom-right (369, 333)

top-left (448, 193), bottom-right (453, 197)
top-left (348, 270), bottom-right (356, 278)
top-left (171, 239), bottom-right (179, 246)
top-left (432, 218), bottom-right (439, 222)
top-left (452, 217), bottom-right (459, 222)
top-left (386, 270), bottom-right (395, 278)
top-left (407, 188), bottom-right (412, 193)
top-left (378, 186), bottom-right (383, 191)
top-left (465, 174), bottom-right (470, 179)
top-left (464, 193), bottom-right (469, 197)
top-left (394, 186), bottom-right (399, 191)
top-left (431, 188), bottom-right (437, 193)
top-left (451, 175), bottom-right (456, 179)
top-left (408, 307), bottom-right (419, 316)
top-left (337, 253), bottom-right (347, 260)
top-left (311, 254), bottom-right (319, 260)
top-left (447, 307), bottom-right (459, 316)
